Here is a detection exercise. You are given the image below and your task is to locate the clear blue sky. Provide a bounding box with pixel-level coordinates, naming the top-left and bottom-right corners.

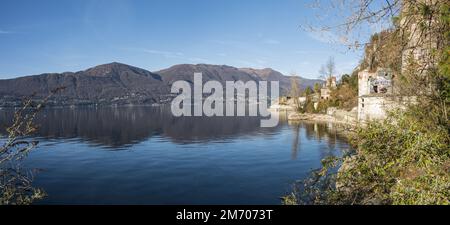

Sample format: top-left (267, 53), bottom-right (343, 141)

top-left (0, 0), bottom-right (363, 79)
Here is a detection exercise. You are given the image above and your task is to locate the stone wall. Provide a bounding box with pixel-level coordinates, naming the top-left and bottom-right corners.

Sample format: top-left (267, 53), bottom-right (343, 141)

top-left (327, 107), bottom-right (358, 125)
top-left (358, 70), bottom-right (372, 97)
top-left (358, 96), bottom-right (415, 122)
top-left (358, 96), bottom-right (392, 121)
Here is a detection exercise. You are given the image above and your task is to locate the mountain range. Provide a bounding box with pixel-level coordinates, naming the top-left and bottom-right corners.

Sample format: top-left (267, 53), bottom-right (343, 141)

top-left (0, 62), bottom-right (322, 106)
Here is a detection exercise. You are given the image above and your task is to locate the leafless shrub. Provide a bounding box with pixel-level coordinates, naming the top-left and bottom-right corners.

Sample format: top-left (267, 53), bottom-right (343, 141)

top-left (0, 87), bottom-right (65, 205)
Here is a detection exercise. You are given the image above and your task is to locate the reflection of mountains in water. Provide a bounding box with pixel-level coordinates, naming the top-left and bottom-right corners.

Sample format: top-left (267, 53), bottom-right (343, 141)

top-left (0, 106), bottom-right (284, 147)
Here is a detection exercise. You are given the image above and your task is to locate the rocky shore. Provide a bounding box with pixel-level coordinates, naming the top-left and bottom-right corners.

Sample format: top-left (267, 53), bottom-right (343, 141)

top-left (287, 110), bottom-right (358, 127)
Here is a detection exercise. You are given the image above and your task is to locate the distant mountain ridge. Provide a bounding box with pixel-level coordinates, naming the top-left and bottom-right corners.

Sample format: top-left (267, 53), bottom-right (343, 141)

top-left (0, 62), bottom-right (323, 106)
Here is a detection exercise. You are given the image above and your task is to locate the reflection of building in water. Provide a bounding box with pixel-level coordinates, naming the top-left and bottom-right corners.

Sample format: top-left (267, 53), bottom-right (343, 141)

top-left (304, 122), bottom-right (341, 158)
top-left (290, 124), bottom-right (300, 160)
top-left (288, 121), bottom-right (350, 160)
top-left (303, 122), bottom-right (333, 143)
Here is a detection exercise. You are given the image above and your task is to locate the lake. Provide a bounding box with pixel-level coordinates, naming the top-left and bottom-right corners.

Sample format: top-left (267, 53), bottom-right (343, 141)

top-left (0, 106), bottom-right (351, 204)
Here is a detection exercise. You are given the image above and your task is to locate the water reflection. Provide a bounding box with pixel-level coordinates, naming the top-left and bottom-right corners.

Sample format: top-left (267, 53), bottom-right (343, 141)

top-left (0, 106), bottom-right (349, 151)
top-left (0, 106), bottom-right (352, 204)
top-left (286, 121), bottom-right (349, 160)
top-left (1, 106), bottom-right (283, 147)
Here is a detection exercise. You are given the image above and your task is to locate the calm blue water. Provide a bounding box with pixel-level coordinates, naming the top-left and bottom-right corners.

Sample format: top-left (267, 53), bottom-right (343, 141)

top-left (0, 106), bottom-right (350, 204)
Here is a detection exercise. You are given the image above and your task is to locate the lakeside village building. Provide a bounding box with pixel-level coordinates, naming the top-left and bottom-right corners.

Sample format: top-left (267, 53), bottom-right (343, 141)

top-left (273, 68), bottom-right (412, 123)
top-left (357, 68), bottom-right (400, 121)
top-left (320, 76), bottom-right (337, 100)
top-left (292, 76), bottom-right (337, 108)
top-left (275, 1), bottom-right (429, 123)
top-left (274, 71), bottom-right (407, 123)
top-left (321, 71), bottom-right (405, 123)
top-left (357, 1), bottom-right (428, 122)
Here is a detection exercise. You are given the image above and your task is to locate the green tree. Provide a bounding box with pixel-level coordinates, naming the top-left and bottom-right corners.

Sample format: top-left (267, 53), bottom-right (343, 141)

top-left (313, 83), bottom-right (321, 94)
top-left (340, 74), bottom-right (350, 85)
top-left (304, 86), bottom-right (312, 96)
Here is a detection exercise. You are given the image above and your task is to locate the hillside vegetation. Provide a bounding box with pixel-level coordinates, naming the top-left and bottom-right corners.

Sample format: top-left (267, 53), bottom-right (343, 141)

top-left (284, 0), bottom-right (450, 205)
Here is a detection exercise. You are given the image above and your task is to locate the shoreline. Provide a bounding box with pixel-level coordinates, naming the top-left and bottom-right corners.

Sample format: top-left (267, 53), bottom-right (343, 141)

top-left (285, 111), bottom-right (359, 142)
top-left (287, 112), bottom-right (358, 127)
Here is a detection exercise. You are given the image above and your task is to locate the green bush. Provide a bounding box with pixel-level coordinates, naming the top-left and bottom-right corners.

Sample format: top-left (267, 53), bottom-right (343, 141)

top-left (345, 109), bottom-right (449, 204)
top-left (284, 107), bottom-right (450, 205)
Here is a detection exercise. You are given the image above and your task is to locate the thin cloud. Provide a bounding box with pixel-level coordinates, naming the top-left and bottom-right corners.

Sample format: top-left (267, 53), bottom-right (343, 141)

top-left (236, 60), bottom-right (254, 67)
top-left (299, 61), bottom-right (311, 66)
top-left (188, 57), bottom-right (210, 64)
top-left (235, 59), bottom-right (268, 68)
top-left (210, 39), bottom-right (245, 47)
top-left (294, 50), bottom-right (329, 54)
top-left (262, 39), bottom-right (280, 45)
top-left (294, 50), bottom-right (310, 54)
top-left (255, 59), bottom-right (268, 65)
top-left (0, 29), bottom-right (14, 34)
top-left (123, 47), bottom-right (184, 58)
top-left (122, 47), bottom-right (211, 64)
top-left (307, 30), bottom-right (342, 44)
top-left (143, 49), bottom-right (184, 58)
top-left (337, 60), bottom-right (359, 74)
